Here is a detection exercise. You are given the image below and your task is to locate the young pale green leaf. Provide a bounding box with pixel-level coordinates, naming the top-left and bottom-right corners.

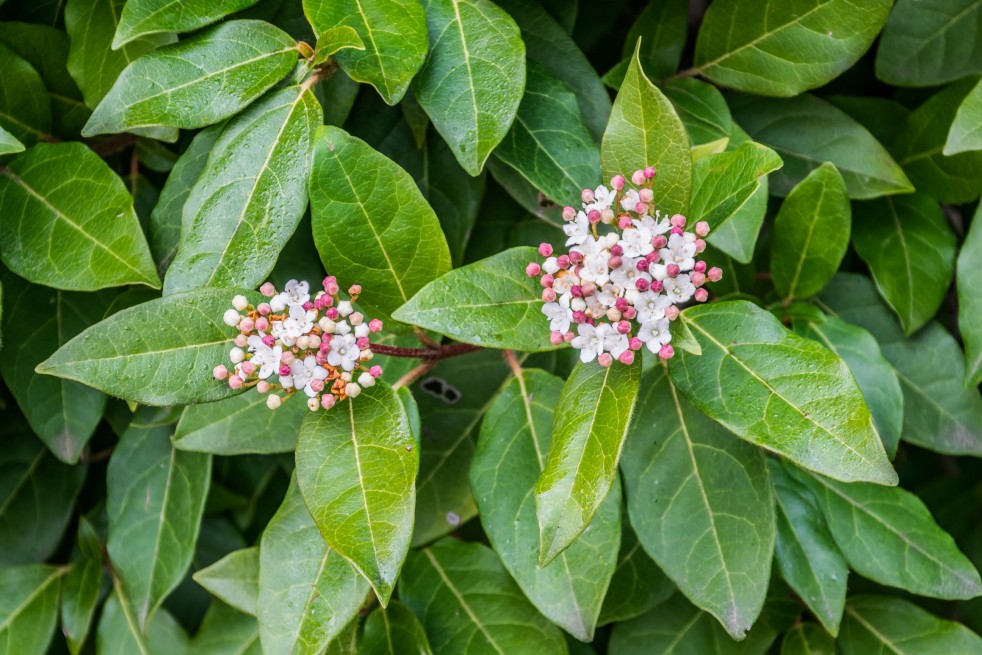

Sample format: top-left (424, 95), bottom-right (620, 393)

top-left (188, 602), bottom-right (261, 655)
top-left (312, 25), bottom-right (365, 65)
top-left (602, 42), bottom-right (690, 214)
top-left (471, 369), bottom-right (620, 641)
top-left (669, 300), bottom-right (897, 485)
top-left (960, 204), bottom-right (982, 385)
top-left (85, 21), bottom-right (299, 136)
top-left (792, 466), bottom-right (982, 599)
top-left (113, 0), bottom-right (261, 48)
top-left (192, 546), bottom-right (259, 616)
top-left (693, 0), bottom-right (891, 97)
top-left (309, 125), bottom-right (452, 322)
top-left (822, 274), bottom-right (982, 456)
top-left (771, 163), bottom-right (850, 301)
top-left (729, 93), bottom-right (913, 199)
top-left (663, 77), bottom-right (733, 146)
top-left (0, 565), bottom-right (61, 655)
top-left (0, 274), bottom-right (111, 463)
top-left (689, 141), bottom-right (782, 231)
top-left (597, 522), bottom-right (674, 626)
top-left (61, 557), bottom-right (103, 655)
top-left (622, 368), bottom-right (774, 640)
top-left (770, 461), bottom-right (847, 636)
top-left (0, 125), bottom-right (23, 154)
top-left (164, 85), bottom-right (321, 294)
top-left (875, 0), bottom-right (982, 87)
top-left (107, 414), bottom-right (211, 630)
top-left (413, 0), bottom-right (525, 175)
top-left (96, 590), bottom-right (188, 655)
top-left (793, 315), bottom-right (903, 458)
top-left (492, 62), bottom-right (600, 206)
top-left (399, 539), bottom-right (568, 654)
top-left (851, 194), bottom-right (956, 335)
top-left (37, 289), bottom-right (258, 406)
top-left (258, 480), bottom-right (371, 655)
top-left (535, 359), bottom-right (641, 566)
top-left (839, 595), bottom-right (982, 654)
top-left (360, 602), bottom-right (433, 655)
top-left (305, 0), bottom-right (428, 105)
top-left (706, 174), bottom-right (768, 264)
top-left (174, 389), bottom-right (305, 454)
top-left (946, 78), bottom-right (982, 155)
top-left (0, 42), bottom-right (50, 146)
top-left (392, 247), bottom-right (557, 351)
top-left (0, 143), bottom-right (159, 291)
top-left (296, 383), bottom-right (417, 605)
top-left (781, 624), bottom-right (834, 655)
top-left (894, 80), bottom-right (982, 204)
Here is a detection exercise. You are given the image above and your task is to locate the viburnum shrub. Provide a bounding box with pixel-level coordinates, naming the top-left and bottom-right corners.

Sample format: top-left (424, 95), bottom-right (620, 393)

top-left (3, 0), bottom-right (982, 653)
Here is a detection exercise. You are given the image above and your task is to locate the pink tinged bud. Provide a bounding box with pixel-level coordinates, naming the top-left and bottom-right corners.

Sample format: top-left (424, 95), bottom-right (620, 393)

top-left (691, 271), bottom-right (706, 286)
top-left (258, 303), bottom-right (271, 316)
top-left (636, 258), bottom-right (650, 272)
top-left (542, 288), bottom-right (557, 302)
top-left (234, 334), bottom-right (248, 348)
top-left (262, 335), bottom-right (275, 347)
top-left (635, 278), bottom-right (650, 292)
top-left (610, 244), bottom-right (624, 257)
top-left (667, 263), bottom-right (681, 278)
top-left (571, 285), bottom-right (583, 298)
top-left (615, 297), bottom-right (629, 311)
top-left (694, 288), bottom-right (709, 302)
top-left (618, 215), bottom-right (633, 230)
top-left (670, 226), bottom-right (684, 236)
top-left (538, 243), bottom-right (554, 257)
top-left (316, 352), bottom-right (328, 365)
top-left (629, 337), bottom-right (643, 351)
top-left (582, 282), bottom-right (597, 296)
top-left (321, 394), bottom-right (336, 410)
top-left (581, 188), bottom-right (595, 203)
top-left (569, 250), bottom-right (584, 265)
top-left (309, 379), bottom-right (325, 393)
top-left (302, 301), bottom-right (314, 311)
top-left (598, 353), bottom-right (614, 367)
top-left (671, 214), bottom-right (687, 228)
top-left (255, 317), bottom-right (269, 332)
top-left (665, 305), bottom-right (680, 320)
top-left (644, 166), bottom-right (656, 179)
top-left (693, 260), bottom-right (707, 273)
top-left (526, 262), bottom-right (541, 277)
top-left (611, 175), bottom-right (626, 190)
top-left (653, 235), bottom-right (668, 249)
top-left (356, 337), bottom-right (371, 350)
top-left (708, 267), bottom-right (723, 282)
top-left (658, 344), bottom-right (675, 360)
top-left (588, 209), bottom-right (601, 224)
top-left (229, 375), bottom-right (244, 389)
top-left (320, 342), bottom-right (330, 353)
top-left (550, 331), bottom-right (565, 345)
top-left (369, 318), bottom-right (383, 333)
top-left (650, 280), bottom-right (663, 293)
top-left (695, 239), bottom-right (707, 253)
top-left (257, 380), bottom-right (270, 393)
top-left (281, 351), bottom-right (294, 365)
top-left (556, 255), bottom-right (570, 269)
top-left (541, 274), bottom-right (555, 288)
top-left (564, 331), bottom-right (576, 342)
top-left (617, 320), bottom-right (632, 334)
top-left (563, 206), bottom-right (577, 221)
top-left (573, 311), bottom-right (587, 324)
top-left (623, 307), bottom-right (637, 320)
top-left (639, 188), bottom-right (654, 203)
top-left (619, 350), bottom-right (635, 365)
top-left (348, 284), bottom-right (362, 296)
top-left (601, 208), bottom-right (616, 224)
top-left (370, 365), bottom-right (383, 378)
top-left (607, 308), bottom-right (622, 322)
top-left (635, 202), bottom-right (648, 215)
top-left (631, 170), bottom-right (645, 185)
top-left (260, 282), bottom-right (276, 297)
top-left (213, 365), bottom-right (229, 380)
top-left (609, 256), bottom-right (623, 270)
top-left (326, 308), bottom-right (339, 320)
top-left (695, 221), bottom-right (711, 237)
top-left (239, 318), bottom-right (255, 332)
top-left (240, 361), bottom-right (256, 376)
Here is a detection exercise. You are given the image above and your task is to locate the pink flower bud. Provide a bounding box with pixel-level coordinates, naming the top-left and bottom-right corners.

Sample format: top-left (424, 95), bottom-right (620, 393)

top-left (623, 307), bottom-right (637, 320)
top-left (234, 334), bottom-right (248, 348)
top-left (213, 365), bottom-right (229, 380)
top-left (653, 235), bottom-right (668, 249)
top-left (369, 318), bottom-right (383, 333)
top-left (695, 221), bottom-right (710, 237)
top-left (581, 282), bottom-right (597, 296)
top-left (610, 244), bottom-right (623, 257)
top-left (526, 262), bottom-right (541, 277)
top-left (321, 394), bottom-right (336, 410)
top-left (691, 271), bottom-right (706, 286)
top-left (658, 344), bottom-right (675, 360)
top-left (240, 361), bottom-right (255, 376)
top-left (708, 267), bottom-right (723, 282)
top-left (650, 280), bottom-right (663, 293)
top-left (281, 351), bottom-right (294, 365)
top-left (542, 288), bottom-right (557, 302)
top-left (629, 337), bottom-right (643, 351)
top-left (563, 206), bottom-right (577, 221)
top-left (302, 301), bottom-right (314, 311)
top-left (619, 350), bottom-right (635, 365)
top-left (356, 337), bottom-right (370, 350)
top-left (639, 188), bottom-right (654, 203)
top-left (617, 320), bottom-right (631, 334)
top-left (571, 285), bottom-right (583, 298)
top-left (310, 379), bottom-right (325, 392)
top-left (693, 260), bottom-right (707, 273)
top-left (279, 365), bottom-right (291, 376)
top-left (348, 284), bottom-right (361, 296)
top-left (615, 297), bottom-right (629, 312)
top-left (618, 215), bottom-right (633, 230)
top-left (257, 380), bottom-right (270, 393)
top-left (229, 375), bottom-right (244, 389)
top-left (239, 317), bottom-right (255, 332)
top-left (326, 307), bottom-right (339, 320)
top-left (370, 365), bottom-right (383, 378)
top-left (644, 166), bottom-right (656, 179)
top-left (670, 226), bottom-right (683, 236)
top-left (631, 169), bottom-right (645, 185)
top-left (258, 303), bottom-right (271, 315)
top-left (581, 188), bottom-right (595, 203)
top-left (666, 263), bottom-right (680, 277)
top-left (635, 202), bottom-right (648, 215)
top-left (611, 175), bottom-right (625, 190)
top-left (635, 278), bottom-right (650, 292)
top-left (588, 209), bottom-right (601, 224)
top-left (255, 317), bottom-right (269, 332)
top-left (598, 353), bottom-right (614, 367)
top-left (636, 258), bottom-right (649, 272)
top-left (320, 342), bottom-right (329, 353)
top-left (572, 311), bottom-right (587, 324)
top-left (694, 288), bottom-right (709, 302)
top-left (569, 251), bottom-right (584, 265)
top-left (541, 274), bottom-right (554, 288)
top-left (671, 214), bottom-right (687, 228)
top-left (557, 254), bottom-right (570, 269)
top-left (538, 243), bottom-right (553, 257)
top-left (695, 239), bottom-right (706, 253)
top-left (550, 331), bottom-right (564, 345)
top-left (564, 331), bottom-right (576, 342)
top-left (316, 352), bottom-right (328, 365)
top-left (609, 256), bottom-right (623, 270)
top-left (665, 306), bottom-right (680, 320)
top-left (262, 335), bottom-right (275, 347)
top-left (260, 282), bottom-right (276, 297)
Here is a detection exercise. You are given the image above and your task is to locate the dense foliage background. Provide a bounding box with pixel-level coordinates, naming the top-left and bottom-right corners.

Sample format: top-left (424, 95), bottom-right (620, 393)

top-left (2, 0), bottom-right (982, 653)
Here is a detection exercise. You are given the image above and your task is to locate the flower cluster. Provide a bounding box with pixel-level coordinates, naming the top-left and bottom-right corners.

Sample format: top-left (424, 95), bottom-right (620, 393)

top-left (212, 278), bottom-right (384, 411)
top-left (527, 167), bottom-right (722, 366)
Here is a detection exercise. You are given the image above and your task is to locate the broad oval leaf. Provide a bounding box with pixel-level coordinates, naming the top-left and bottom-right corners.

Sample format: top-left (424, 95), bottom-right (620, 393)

top-left (946, 78), bottom-right (982, 155)
top-left (729, 93), bottom-right (913, 199)
top-left (188, 602), bottom-right (261, 655)
top-left (258, 479), bottom-right (371, 655)
top-left (361, 601), bottom-right (433, 655)
top-left (669, 300), bottom-right (897, 485)
top-left (771, 162), bottom-right (850, 301)
top-left (0, 142), bottom-right (159, 291)
top-left (597, 522), bottom-right (674, 626)
top-left (664, 77), bottom-right (733, 147)
top-left (96, 590), bottom-right (188, 655)
top-left (192, 546), bottom-right (259, 616)
top-left (304, 0), bottom-right (428, 106)
top-left (622, 368), bottom-right (774, 640)
top-left (174, 389), bottom-right (305, 454)
top-left (413, 0), bottom-right (526, 175)
top-left (85, 20), bottom-right (298, 136)
top-left (535, 358), bottom-right (641, 566)
top-left (61, 557), bottom-right (103, 655)
top-left (694, 0), bottom-right (892, 97)
top-left (37, 288), bottom-right (259, 406)
top-left (792, 466), bottom-right (982, 600)
top-left (399, 538), bottom-right (568, 654)
top-left (781, 624), bottom-right (834, 655)
top-left (959, 202), bottom-right (982, 386)
top-left (0, 125), bottom-right (24, 154)
top-left (107, 413), bottom-right (211, 630)
top-left (840, 595), bottom-right (982, 654)
top-left (113, 0), bottom-right (261, 48)
top-left (164, 85), bottom-right (321, 294)
top-left (0, 564), bottom-right (62, 655)
top-left (392, 247), bottom-right (557, 352)
top-left (622, 0), bottom-right (688, 81)
top-left (296, 383), bottom-right (417, 605)
top-left (309, 125), bottom-right (452, 321)
top-left (471, 369), bottom-right (620, 641)
top-left (0, 41), bottom-right (51, 146)
top-left (689, 141), bottom-right (782, 231)
top-left (602, 42), bottom-right (690, 214)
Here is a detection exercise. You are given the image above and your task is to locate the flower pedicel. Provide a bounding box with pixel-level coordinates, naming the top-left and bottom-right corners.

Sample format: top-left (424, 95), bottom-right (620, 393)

top-left (528, 166), bottom-right (722, 366)
top-left (213, 278), bottom-right (384, 411)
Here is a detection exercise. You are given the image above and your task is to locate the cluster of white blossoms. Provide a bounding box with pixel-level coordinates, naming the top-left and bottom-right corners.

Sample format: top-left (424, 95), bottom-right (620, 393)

top-left (527, 167), bottom-right (722, 366)
top-left (213, 277), bottom-right (383, 411)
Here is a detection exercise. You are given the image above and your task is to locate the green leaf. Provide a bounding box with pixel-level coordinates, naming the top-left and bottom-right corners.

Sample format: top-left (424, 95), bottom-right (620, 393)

top-left (295, 384), bottom-right (417, 605)
top-left (960, 203), bottom-right (982, 386)
top-left (0, 565), bottom-right (61, 655)
top-left (706, 175), bottom-right (768, 264)
top-left (392, 247), bottom-right (557, 351)
top-left (852, 194), bottom-right (956, 335)
top-left (164, 85), bottom-right (321, 294)
top-left (471, 369), bottom-right (620, 641)
top-left (597, 522), bottom-right (674, 626)
top-left (0, 273), bottom-right (110, 463)
top-left (192, 546), bottom-right (258, 616)
top-left (305, 0), bottom-right (428, 105)
top-left (770, 461), bottom-right (847, 636)
top-left (96, 590), bottom-right (188, 655)
top-left (413, 0), bottom-right (525, 175)
top-left (621, 0), bottom-right (688, 80)
top-left (875, 0), bottom-right (982, 87)
top-left (360, 601), bottom-right (433, 655)
top-left (694, 0), bottom-right (892, 97)
top-left (771, 162), bottom-right (850, 301)
top-left (663, 77), bottom-right (733, 146)
top-left (0, 125), bottom-right (23, 154)
top-left (85, 20), bottom-right (299, 136)
top-left (37, 288), bottom-right (258, 406)
top-left (535, 359), bottom-right (640, 566)
top-left (492, 62), bottom-right (600, 206)
top-left (114, 0), bottom-right (262, 48)
top-left (622, 368), bottom-right (774, 640)
top-left (309, 125), bottom-right (452, 322)
top-left (729, 93), bottom-right (913, 199)
top-left (312, 25), bottom-right (365, 65)
top-left (602, 42), bottom-right (690, 214)
top-left (840, 595), bottom-right (982, 654)
top-left (61, 557), bottom-right (104, 655)
top-left (399, 539), bottom-right (568, 654)
top-left (0, 142), bottom-right (160, 291)
top-left (258, 479), bottom-right (370, 654)
top-left (793, 315), bottom-right (903, 458)
top-left (825, 95), bottom-right (911, 148)
top-left (0, 42), bottom-right (50, 146)
top-left (174, 389), bottom-right (305, 454)
top-left (107, 413), bottom-right (211, 630)
top-left (781, 624), bottom-right (834, 655)
top-left (792, 466), bottom-right (982, 599)
top-left (946, 78), bottom-right (982, 155)
top-left (689, 141), bottom-right (782, 231)
top-left (669, 300), bottom-right (897, 485)
top-left (188, 601), bottom-right (261, 655)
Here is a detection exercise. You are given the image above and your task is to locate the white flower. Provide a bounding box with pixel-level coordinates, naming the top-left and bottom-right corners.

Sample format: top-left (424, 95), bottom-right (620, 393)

top-left (610, 257), bottom-right (651, 289)
top-left (334, 320), bottom-right (352, 336)
top-left (279, 373), bottom-right (294, 389)
top-left (664, 274), bottom-right (696, 304)
top-left (542, 257), bottom-right (560, 275)
top-left (635, 213), bottom-right (671, 236)
top-left (634, 291), bottom-right (670, 324)
top-left (291, 356), bottom-right (329, 397)
top-left (337, 300), bottom-right (353, 317)
top-left (283, 279), bottom-right (310, 306)
top-left (358, 372), bottom-right (376, 388)
top-left (552, 272), bottom-right (578, 296)
top-left (273, 305), bottom-right (315, 341)
top-left (660, 233), bottom-right (697, 271)
top-left (542, 297), bottom-right (573, 333)
top-left (638, 318), bottom-right (672, 352)
top-left (604, 329), bottom-right (629, 358)
top-left (595, 285), bottom-right (619, 309)
top-left (247, 335), bottom-right (282, 379)
top-left (570, 322), bottom-right (608, 363)
top-left (586, 185), bottom-right (615, 212)
top-left (618, 227), bottom-right (653, 258)
top-left (564, 211), bottom-right (591, 246)
top-left (619, 189), bottom-right (640, 212)
top-left (327, 333), bottom-right (360, 371)
top-left (579, 250), bottom-right (610, 286)
top-left (355, 323), bottom-right (370, 339)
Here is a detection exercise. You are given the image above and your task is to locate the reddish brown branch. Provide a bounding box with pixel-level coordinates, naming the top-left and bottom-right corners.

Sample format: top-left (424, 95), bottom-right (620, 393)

top-left (370, 342), bottom-right (482, 360)
top-left (89, 133), bottom-right (138, 157)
